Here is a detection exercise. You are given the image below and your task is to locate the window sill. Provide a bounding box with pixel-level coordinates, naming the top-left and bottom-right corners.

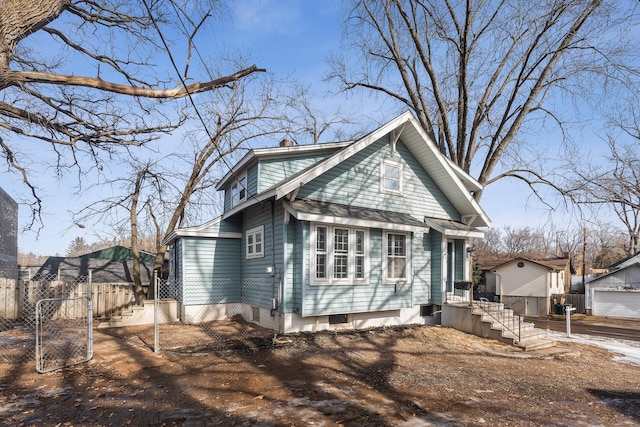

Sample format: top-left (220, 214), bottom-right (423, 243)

top-left (311, 281), bottom-right (369, 286)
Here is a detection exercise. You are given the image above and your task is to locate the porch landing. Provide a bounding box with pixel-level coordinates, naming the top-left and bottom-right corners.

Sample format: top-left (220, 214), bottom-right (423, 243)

top-left (442, 301), bottom-right (556, 351)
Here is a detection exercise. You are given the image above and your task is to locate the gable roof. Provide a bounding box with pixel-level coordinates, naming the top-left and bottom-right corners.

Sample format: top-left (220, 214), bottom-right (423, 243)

top-left (216, 141), bottom-right (352, 191)
top-left (220, 111), bottom-right (490, 228)
top-left (78, 245), bottom-right (157, 264)
top-left (608, 252), bottom-right (640, 270)
top-left (33, 245), bottom-right (162, 283)
top-left (273, 111), bottom-right (489, 227)
top-left (492, 256), bottom-right (570, 272)
top-left (586, 261), bottom-right (640, 284)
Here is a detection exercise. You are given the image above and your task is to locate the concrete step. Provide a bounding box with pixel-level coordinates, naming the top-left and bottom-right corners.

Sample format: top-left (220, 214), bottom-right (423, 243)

top-left (478, 312), bottom-right (524, 324)
top-left (501, 326), bottom-right (546, 341)
top-left (475, 310), bottom-right (516, 319)
top-left (515, 336), bottom-right (557, 351)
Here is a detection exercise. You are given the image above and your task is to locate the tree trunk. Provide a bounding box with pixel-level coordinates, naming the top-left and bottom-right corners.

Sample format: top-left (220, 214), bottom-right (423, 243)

top-left (131, 171), bottom-right (144, 304)
top-left (0, 0), bottom-right (68, 70)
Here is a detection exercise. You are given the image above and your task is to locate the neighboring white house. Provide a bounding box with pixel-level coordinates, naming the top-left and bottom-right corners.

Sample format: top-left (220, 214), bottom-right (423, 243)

top-left (585, 260), bottom-right (640, 319)
top-left (492, 257), bottom-right (570, 316)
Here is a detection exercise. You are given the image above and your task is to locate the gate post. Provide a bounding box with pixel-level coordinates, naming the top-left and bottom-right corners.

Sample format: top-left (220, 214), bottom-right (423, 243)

top-left (154, 275), bottom-right (159, 353)
top-left (88, 270), bottom-right (94, 359)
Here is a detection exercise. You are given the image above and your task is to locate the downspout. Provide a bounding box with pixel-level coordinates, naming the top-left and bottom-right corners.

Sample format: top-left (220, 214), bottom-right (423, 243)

top-left (281, 212), bottom-right (287, 332)
top-left (270, 200), bottom-right (278, 316)
top-left (493, 270), bottom-right (503, 304)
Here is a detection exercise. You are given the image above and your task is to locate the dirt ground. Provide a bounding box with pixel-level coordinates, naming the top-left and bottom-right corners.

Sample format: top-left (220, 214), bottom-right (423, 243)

top-left (1, 322), bottom-right (640, 427)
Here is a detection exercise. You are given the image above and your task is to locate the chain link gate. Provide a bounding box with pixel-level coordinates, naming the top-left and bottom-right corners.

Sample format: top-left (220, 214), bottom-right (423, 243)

top-left (0, 275), bottom-right (93, 372)
top-left (35, 296), bottom-right (93, 373)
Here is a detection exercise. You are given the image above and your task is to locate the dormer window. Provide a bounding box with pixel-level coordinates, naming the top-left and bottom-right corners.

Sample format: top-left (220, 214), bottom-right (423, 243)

top-left (230, 174), bottom-right (247, 207)
top-left (381, 159), bottom-right (403, 195)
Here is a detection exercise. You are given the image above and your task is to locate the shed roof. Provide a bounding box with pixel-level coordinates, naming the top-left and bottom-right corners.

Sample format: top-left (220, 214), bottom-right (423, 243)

top-left (284, 200), bottom-right (430, 232)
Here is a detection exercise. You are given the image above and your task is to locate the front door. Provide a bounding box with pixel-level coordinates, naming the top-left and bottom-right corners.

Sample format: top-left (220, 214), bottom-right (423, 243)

top-left (444, 240), bottom-right (466, 303)
top-left (525, 297), bottom-right (539, 316)
top-left (445, 241), bottom-right (454, 293)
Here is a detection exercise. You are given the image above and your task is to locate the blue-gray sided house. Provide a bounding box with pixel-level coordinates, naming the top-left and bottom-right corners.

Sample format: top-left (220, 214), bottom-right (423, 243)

top-left (163, 112), bottom-right (490, 333)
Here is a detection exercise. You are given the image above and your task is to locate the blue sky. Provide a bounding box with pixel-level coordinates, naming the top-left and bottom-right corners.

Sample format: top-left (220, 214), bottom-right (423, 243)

top-left (2, 0), bottom-right (615, 256)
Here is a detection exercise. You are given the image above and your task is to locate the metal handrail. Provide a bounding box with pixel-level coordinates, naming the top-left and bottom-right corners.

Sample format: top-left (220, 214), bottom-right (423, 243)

top-left (474, 298), bottom-right (521, 343)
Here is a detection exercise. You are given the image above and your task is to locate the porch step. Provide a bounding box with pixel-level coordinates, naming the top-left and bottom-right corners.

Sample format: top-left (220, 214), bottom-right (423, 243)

top-left (515, 335), bottom-right (557, 351)
top-left (472, 303), bottom-right (557, 351)
top-left (98, 302), bottom-right (151, 328)
top-left (97, 299), bottom-right (180, 328)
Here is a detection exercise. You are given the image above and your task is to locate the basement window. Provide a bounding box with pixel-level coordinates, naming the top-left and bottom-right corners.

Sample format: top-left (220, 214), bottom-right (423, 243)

top-left (329, 314), bottom-right (348, 324)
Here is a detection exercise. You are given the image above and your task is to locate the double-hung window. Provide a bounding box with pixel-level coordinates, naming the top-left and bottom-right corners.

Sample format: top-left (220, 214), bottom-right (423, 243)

top-left (381, 159), bottom-right (403, 195)
top-left (385, 232), bottom-right (409, 282)
top-left (230, 174), bottom-right (247, 207)
top-left (246, 225), bottom-right (264, 259)
top-left (312, 224), bottom-right (368, 284)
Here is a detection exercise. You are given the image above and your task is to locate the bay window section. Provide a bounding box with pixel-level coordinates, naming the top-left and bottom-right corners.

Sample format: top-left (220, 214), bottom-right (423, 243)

top-left (333, 228), bottom-right (349, 279)
top-left (311, 224), bottom-right (368, 284)
top-left (315, 226), bottom-right (327, 279)
top-left (355, 230), bottom-right (365, 280)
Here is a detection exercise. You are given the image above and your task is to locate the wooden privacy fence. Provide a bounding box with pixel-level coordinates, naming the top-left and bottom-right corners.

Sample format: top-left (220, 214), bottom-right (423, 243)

top-left (564, 293), bottom-right (586, 314)
top-left (0, 278), bottom-right (136, 320)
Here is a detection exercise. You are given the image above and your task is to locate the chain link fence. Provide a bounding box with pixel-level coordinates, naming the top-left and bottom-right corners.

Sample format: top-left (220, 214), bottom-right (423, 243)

top-left (0, 275), bottom-right (92, 370)
top-left (155, 277), bottom-right (281, 353)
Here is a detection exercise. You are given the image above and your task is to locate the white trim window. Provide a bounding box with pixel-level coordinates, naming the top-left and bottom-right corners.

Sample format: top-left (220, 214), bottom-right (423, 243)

top-left (385, 232), bottom-right (409, 282)
top-left (312, 224), bottom-right (369, 284)
top-left (381, 159), bottom-right (403, 195)
top-left (230, 174), bottom-right (248, 207)
top-left (246, 225), bottom-right (264, 259)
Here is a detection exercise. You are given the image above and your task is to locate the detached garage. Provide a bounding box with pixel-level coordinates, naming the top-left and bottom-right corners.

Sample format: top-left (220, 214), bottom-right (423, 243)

top-left (585, 262), bottom-right (640, 320)
top-left (592, 290), bottom-right (640, 318)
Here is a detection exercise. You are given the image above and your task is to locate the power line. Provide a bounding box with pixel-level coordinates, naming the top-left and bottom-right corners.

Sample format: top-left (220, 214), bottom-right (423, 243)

top-left (141, 0), bottom-right (253, 209)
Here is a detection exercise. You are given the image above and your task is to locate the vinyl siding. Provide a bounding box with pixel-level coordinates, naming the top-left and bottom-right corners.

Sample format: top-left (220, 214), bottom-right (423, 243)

top-left (240, 201), bottom-right (281, 309)
top-left (282, 217), bottom-right (301, 313)
top-left (430, 231), bottom-right (443, 304)
top-left (180, 237), bottom-right (241, 305)
top-left (412, 231), bottom-right (431, 305)
top-left (258, 154), bottom-right (328, 192)
top-left (223, 165), bottom-right (259, 212)
top-left (300, 227), bottom-right (414, 316)
top-left (297, 136), bottom-right (459, 221)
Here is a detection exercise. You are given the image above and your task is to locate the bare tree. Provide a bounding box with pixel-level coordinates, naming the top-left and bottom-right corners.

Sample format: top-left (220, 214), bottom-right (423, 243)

top-left (330, 0), bottom-right (637, 201)
top-left (569, 138), bottom-right (640, 256)
top-left (0, 0), bottom-right (264, 228)
top-left (284, 85), bottom-right (360, 144)
top-left (66, 236), bottom-right (91, 256)
top-left (71, 72), bottom-right (295, 299)
top-left (586, 222), bottom-right (627, 268)
top-left (474, 227), bottom-right (502, 259)
top-left (501, 226), bottom-right (550, 258)
top-left (478, 223), bottom-right (629, 274)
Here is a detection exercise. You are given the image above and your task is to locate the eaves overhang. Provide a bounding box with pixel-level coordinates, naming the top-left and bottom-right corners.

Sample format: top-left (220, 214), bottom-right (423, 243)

top-left (424, 217), bottom-right (485, 239)
top-left (284, 200), bottom-right (430, 233)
